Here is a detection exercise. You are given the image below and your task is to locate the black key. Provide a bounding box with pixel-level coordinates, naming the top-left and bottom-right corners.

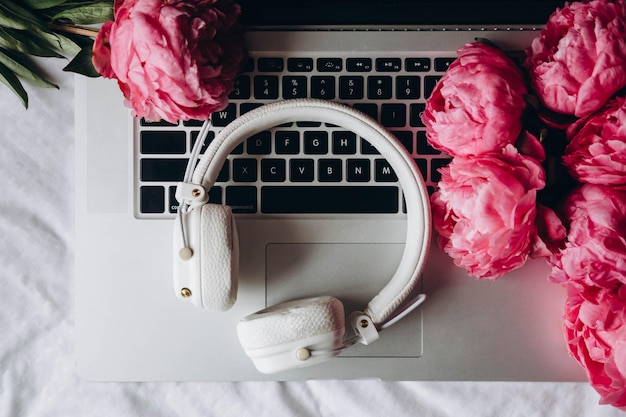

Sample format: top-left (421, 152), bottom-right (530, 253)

top-left (296, 121), bottom-right (321, 127)
top-left (229, 75), bottom-right (251, 99)
top-left (417, 131), bottom-right (441, 155)
top-left (290, 159), bottom-right (314, 182)
top-left (191, 130), bottom-right (215, 154)
top-left (347, 159), bottom-right (370, 182)
top-left (242, 58), bottom-right (254, 72)
top-left (375, 58), bottom-right (401, 72)
top-left (406, 58), bottom-right (431, 72)
top-left (211, 103), bottom-right (236, 127)
top-left (434, 57), bottom-right (456, 72)
top-left (311, 76), bottom-right (335, 99)
top-left (414, 158), bottom-right (427, 182)
top-left (346, 58), bottom-right (372, 72)
top-left (332, 131), bottom-right (357, 154)
top-left (288, 58), bottom-right (314, 72)
top-left (140, 186), bottom-right (165, 213)
top-left (396, 76), bottom-right (420, 99)
top-left (216, 160), bottom-right (229, 182)
top-left (409, 103), bottom-right (426, 127)
top-left (375, 159), bottom-right (398, 182)
top-left (431, 158), bottom-right (452, 182)
top-left (304, 131), bottom-right (328, 154)
top-left (392, 131), bottom-right (413, 154)
top-left (258, 57), bottom-right (284, 72)
top-left (183, 119), bottom-right (204, 127)
top-left (226, 186), bottom-right (257, 213)
top-left (254, 76), bottom-right (279, 99)
top-left (381, 103), bottom-right (407, 128)
top-left (283, 76), bottom-right (307, 99)
top-left (275, 131), bottom-right (300, 154)
top-left (140, 159), bottom-right (187, 181)
top-left (353, 103), bottom-right (378, 121)
top-left (140, 131), bottom-right (186, 154)
top-left (140, 118), bottom-right (177, 127)
top-left (261, 186), bottom-right (398, 213)
top-left (367, 76), bottom-right (392, 99)
top-left (317, 58), bottom-right (342, 72)
top-left (247, 131), bottom-right (271, 154)
top-left (424, 76), bottom-right (441, 99)
top-left (240, 103), bottom-right (263, 115)
top-left (261, 159), bottom-right (286, 182)
top-left (339, 76), bottom-right (364, 100)
top-left (318, 159), bottom-right (342, 182)
top-left (361, 139), bottom-right (379, 155)
top-left (233, 159), bottom-right (257, 182)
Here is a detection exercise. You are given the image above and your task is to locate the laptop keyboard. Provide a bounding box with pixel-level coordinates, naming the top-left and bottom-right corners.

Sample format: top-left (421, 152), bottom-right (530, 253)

top-left (135, 52), bottom-right (455, 217)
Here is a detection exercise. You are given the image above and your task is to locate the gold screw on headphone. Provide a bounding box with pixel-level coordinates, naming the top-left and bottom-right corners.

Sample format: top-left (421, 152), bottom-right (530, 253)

top-left (181, 288), bottom-right (192, 298)
top-left (360, 319), bottom-right (369, 328)
top-left (192, 188), bottom-right (202, 198)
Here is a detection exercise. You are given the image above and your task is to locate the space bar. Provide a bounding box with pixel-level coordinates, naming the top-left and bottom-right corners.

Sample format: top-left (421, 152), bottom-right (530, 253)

top-left (261, 186), bottom-right (399, 213)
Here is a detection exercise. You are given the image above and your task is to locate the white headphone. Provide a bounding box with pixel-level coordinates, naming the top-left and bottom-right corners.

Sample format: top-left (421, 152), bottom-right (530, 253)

top-left (173, 99), bottom-right (431, 374)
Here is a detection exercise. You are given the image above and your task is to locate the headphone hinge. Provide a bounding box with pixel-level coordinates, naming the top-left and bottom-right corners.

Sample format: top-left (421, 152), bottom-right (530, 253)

top-left (175, 182), bottom-right (209, 208)
top-left (349, 312), bottom-right (380, 345)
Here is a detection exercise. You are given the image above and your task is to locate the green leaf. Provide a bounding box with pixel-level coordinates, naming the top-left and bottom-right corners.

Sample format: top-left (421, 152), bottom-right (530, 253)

top-left (0, 48), bottom-right (58, 89)
top-left (0, 27), bottom-right (63, 58)
top-left (52, 2), bottom-right (114, 25)
top-left (37, 29), bottom-right (81, 56)
top-left (63, 43), bottom-right (100, 77)
top-left (0, 61), bottom-right (28, 108)
top-left (23, 0), bottom-right (68, 10)
top-left (0, 2), bottom-right (48, 32)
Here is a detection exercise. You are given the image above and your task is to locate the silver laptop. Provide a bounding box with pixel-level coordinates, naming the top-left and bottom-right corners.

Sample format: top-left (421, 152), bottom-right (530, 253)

top-left (74, 0), bottom-right (585, 381)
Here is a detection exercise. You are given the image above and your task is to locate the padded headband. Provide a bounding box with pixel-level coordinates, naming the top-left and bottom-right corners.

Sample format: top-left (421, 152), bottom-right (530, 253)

top-left (190, 99), bottom-right (431, 325)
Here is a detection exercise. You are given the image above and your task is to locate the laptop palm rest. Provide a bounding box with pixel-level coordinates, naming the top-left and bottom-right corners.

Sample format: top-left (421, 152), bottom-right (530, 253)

top-left (265, 243), bottom-right (423, 357)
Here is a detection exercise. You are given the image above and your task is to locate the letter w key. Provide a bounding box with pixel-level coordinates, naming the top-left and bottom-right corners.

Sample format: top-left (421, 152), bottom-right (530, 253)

top-left (211, 103), bottom-right (236, 127)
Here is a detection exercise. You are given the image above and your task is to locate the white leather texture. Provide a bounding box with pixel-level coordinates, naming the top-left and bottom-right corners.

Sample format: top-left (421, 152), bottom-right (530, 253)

top-left (237, 296), bottom-right (345, 350)
top-left (192, 99), bottom-right (431, 326)
top-left (200, 204), bottom-right (239, 311)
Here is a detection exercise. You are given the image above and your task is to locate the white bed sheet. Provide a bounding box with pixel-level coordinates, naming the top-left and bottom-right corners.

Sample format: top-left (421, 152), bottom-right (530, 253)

top-left (0, 60), bottom-right (623, 417)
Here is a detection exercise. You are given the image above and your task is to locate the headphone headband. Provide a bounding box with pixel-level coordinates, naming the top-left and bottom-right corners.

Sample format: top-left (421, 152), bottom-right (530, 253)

top-left (190, 99), bottom-right (431, 325)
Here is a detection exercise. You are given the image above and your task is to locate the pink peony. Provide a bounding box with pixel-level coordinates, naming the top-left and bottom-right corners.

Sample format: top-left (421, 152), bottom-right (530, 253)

top-left (524, 0), bottom-right (626, 118)
top-left (430, 144), bottom-right (546, 279)
top-left (564, 98), bottom-right (626, 189)
top-left (564, 283), bottom-right (626, 410)
top-left (422, 42), bottom-right (528, 157)
top-left (548, 184), bottom-right (626, 289)
top-left (92, 0), bottom-right (245, 123)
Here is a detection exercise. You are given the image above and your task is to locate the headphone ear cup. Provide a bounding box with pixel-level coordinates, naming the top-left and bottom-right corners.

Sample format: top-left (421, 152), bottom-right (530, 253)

top-left (199, 203), bottom-right (239, 311)
top-left (237, 296), bottom-right (346, 374)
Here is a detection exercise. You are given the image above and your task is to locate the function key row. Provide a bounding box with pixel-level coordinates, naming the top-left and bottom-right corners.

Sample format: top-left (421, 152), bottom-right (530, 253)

top-left (254, 57), bottom-right (455, 73)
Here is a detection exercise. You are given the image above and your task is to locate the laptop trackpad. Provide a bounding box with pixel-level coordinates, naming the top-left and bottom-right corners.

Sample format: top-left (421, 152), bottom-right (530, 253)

top-left (266, 243), bottom-right (423, 358)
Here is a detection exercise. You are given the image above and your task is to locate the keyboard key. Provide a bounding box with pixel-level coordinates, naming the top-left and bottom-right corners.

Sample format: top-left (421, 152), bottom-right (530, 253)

top-left (409, 103), bottom-right (426, 127)
top-left (290, 159), bottom-right (315, 182)
top-left (140, 159), bottom-right (187, 181)
top-left (183, 119), bottom-right (204, 127)
top-left (288, 58), bottom-right (314, 72)
top-left (140, 118), bottom-right (177, 127)
top-left (211, 103), bottom-right (236, 127)
top-left (140, 131), bottom-right (186, 154)
top-left (381, 103), bottom-right (407, 128)
top-left (375, 58), bottom-right (401, 72)
top-left (258, 57), bottom-right (284, 72)
top-left (304, 131), bottom-right (328, 154)
top-left (229, 75), bottom-right (251, 99)
top-left (434, 57), bottom-right (456, 72)
top-left (424, 76), bottom-right (441, 99)
top-left (261, 159), bottom-right (286, 182)
top-left (254, 76), bottom-right (279, 99)
top-left (396, 76), bottom-right (420, 99)
top-left (417, 131), bottom-right (441, 155)
top-left (332, 131), bottom-right (357, 154)
top-left (347, 159), bottom-right (370, 182)
top-left (283, 76), bottom-right (307, 99)
top-left (318, 159), bottom-right (342, 182)
top-left (275, 131), bottom-right (300, 154)
top-left (226, 186), bottom-right (257, 213)
top-left (317, 58), bottom-right (342, 72)
top-left (414, 158), bottom-right (427, 182)
top-left (247, 131), bottom-right (271, 154)
top-left (392, 131), bottom-right (413, 154)
top-left (406, 58), bottom-right (431, 72)
top-left (361, 139), bottom-right (379, 155)
top-left (353, 103), bottom-right (378, 121)
top-left (367, 76), bottom-right (392, 99)
top-left (240, 103), bottom-right (263, 115)
top-left (431, 158), bottom-right (452, 182)
top-left (233, 159), bottom-right (257, 182)
top-left (311, 76), bottom-right (335, 99)
top-left (375, 159), bottom-right (398, 182)
top-left (191, 130), bottom-right (215, 154)
top-left (346, 58), bottom-right (372, 72)
top-left (140, 186), bottom-right (165, 213)
top-left (261, 186), bottom-right (399, 213)
top-left (339, 76), bottom-right (364, 100)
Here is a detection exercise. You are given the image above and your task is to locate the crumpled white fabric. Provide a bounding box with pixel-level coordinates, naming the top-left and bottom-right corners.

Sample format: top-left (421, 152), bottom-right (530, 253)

top-left (0, 60), bottom-right (622, 417)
